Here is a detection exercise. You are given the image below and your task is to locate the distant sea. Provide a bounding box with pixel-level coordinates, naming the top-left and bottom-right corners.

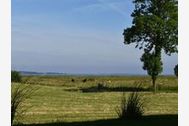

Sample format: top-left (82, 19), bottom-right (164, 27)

top-left (18, 71), bottom-right (174, 76)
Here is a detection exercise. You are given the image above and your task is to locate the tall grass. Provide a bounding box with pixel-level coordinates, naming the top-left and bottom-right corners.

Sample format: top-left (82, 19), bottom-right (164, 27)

top-left (11, 84), bottom-right (36, 125)
top-left (116, 92), bottom-right (144, 120)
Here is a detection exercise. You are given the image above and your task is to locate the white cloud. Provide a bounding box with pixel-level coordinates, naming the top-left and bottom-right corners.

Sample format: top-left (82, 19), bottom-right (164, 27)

top-left (66, 0), bottom-right (131, 18)
top-left (96, 0), bottom-right (129, 17)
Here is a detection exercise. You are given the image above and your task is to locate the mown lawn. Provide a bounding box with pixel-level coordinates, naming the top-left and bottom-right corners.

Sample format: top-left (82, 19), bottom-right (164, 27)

top-left (12, 75), bottom-right (178, 126)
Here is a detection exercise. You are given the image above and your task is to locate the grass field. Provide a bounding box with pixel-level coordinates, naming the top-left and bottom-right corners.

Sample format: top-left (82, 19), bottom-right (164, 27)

top-left (12, 75), bottom-right (178, 126)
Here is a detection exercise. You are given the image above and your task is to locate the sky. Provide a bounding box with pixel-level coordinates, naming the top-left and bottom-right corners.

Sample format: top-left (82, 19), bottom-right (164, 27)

top-left (12, 0), bottom-right (178, 75)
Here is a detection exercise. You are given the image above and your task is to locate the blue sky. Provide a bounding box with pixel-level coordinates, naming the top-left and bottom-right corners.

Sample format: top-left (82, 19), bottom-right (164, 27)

top-left (12, 0), bottom-right (177, 75)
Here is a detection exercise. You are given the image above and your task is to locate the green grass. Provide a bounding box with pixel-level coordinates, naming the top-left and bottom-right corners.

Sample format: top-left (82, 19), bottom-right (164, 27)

top-left (12, 75), bottom-right (178, 126)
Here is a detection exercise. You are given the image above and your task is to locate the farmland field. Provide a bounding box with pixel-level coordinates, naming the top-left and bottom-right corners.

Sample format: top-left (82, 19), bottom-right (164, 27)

top-left (12, 75), bottom-right (178, 126)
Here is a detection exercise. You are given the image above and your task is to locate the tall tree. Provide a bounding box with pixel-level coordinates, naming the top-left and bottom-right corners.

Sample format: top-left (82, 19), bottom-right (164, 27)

top-left (123, 0), bottom-right (178, 92)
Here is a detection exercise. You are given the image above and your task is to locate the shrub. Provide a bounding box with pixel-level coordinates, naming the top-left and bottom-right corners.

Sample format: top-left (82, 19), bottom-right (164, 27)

top-left (97, 83), bottom-right (104, 90)
top-left (97, 83), bottom-right (107, 91)
top-left (11, 85), bottom-right (36, 125)
top-left (82, 78), bottom-right (87, 83)
top-left (71, 78), bottom-right (75, 82)
top-left (174, 64), bottom-right (178, 77)
top-left (11, 71), bottom-right (22, 82)
top-left (116, 92), bottom-right (144, 120)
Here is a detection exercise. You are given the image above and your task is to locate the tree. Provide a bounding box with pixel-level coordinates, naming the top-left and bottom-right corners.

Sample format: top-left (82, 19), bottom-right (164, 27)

top-left (174, 64), bottom-right (178, 77)
top-left (123, 0), bottom-right (178, 92)
top-left (140, 52), bottom-right (163, 92)
top-left (11, 70), bottom-right (22, 82)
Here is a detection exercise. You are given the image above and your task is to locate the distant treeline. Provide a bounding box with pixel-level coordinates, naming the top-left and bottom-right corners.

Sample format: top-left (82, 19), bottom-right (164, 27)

top-left (15, 71), bottom-right (175, 77)
top-left (18, 71), bottom-right (66, 76)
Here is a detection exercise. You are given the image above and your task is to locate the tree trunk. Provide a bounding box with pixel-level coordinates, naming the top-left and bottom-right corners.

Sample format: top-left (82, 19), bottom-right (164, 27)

top-left (152, 77), bottom-right (156, 93)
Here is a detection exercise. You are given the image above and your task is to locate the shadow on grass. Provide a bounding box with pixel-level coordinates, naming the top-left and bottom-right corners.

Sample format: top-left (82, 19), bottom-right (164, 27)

top-left (15, 114), bottom-right (177, 126)
top-left (65, 86), bottom-right (177, 93)
top-left (79, 86), bottom-right (150, 93)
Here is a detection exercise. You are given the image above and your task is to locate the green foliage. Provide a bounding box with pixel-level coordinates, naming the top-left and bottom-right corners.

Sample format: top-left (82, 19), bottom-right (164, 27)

top-left (97, 83), bottom-right (106, 90)
top-left (11, 71), bottom-right (22, 82)
top-left (141, 52), bottom-right (163, 77)
top-left (123, 0), bottom-right (178, 92)
top-left (116, 92), bottom-right (144, 120)
top-left (174, 64), bottom-right (178, 77)
top-left (123, 0), bottom-right (178, 54)
top-left (141, 52), bottom-right (163, 92)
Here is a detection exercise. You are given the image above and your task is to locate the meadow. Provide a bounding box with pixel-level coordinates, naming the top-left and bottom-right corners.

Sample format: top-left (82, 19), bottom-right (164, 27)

top-left (12, 75), bottom-right (178, 126)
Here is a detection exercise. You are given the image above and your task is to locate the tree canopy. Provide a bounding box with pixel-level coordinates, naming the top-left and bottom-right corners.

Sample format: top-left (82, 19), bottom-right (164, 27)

top-left (123, 0), bottom-right (177, 54)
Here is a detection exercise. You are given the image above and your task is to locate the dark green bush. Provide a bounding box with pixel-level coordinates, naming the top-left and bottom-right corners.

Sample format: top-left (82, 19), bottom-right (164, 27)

top-left (116, 92), bottom-right (144, 120)
top-left (82, 78), bottom-right (87, 83)
top-left (97, 83), bottom-right (106, 91)
top-left (174, 64), bottom-right (178, 77)
top-left (11, 71), bottom-right (22, 82)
